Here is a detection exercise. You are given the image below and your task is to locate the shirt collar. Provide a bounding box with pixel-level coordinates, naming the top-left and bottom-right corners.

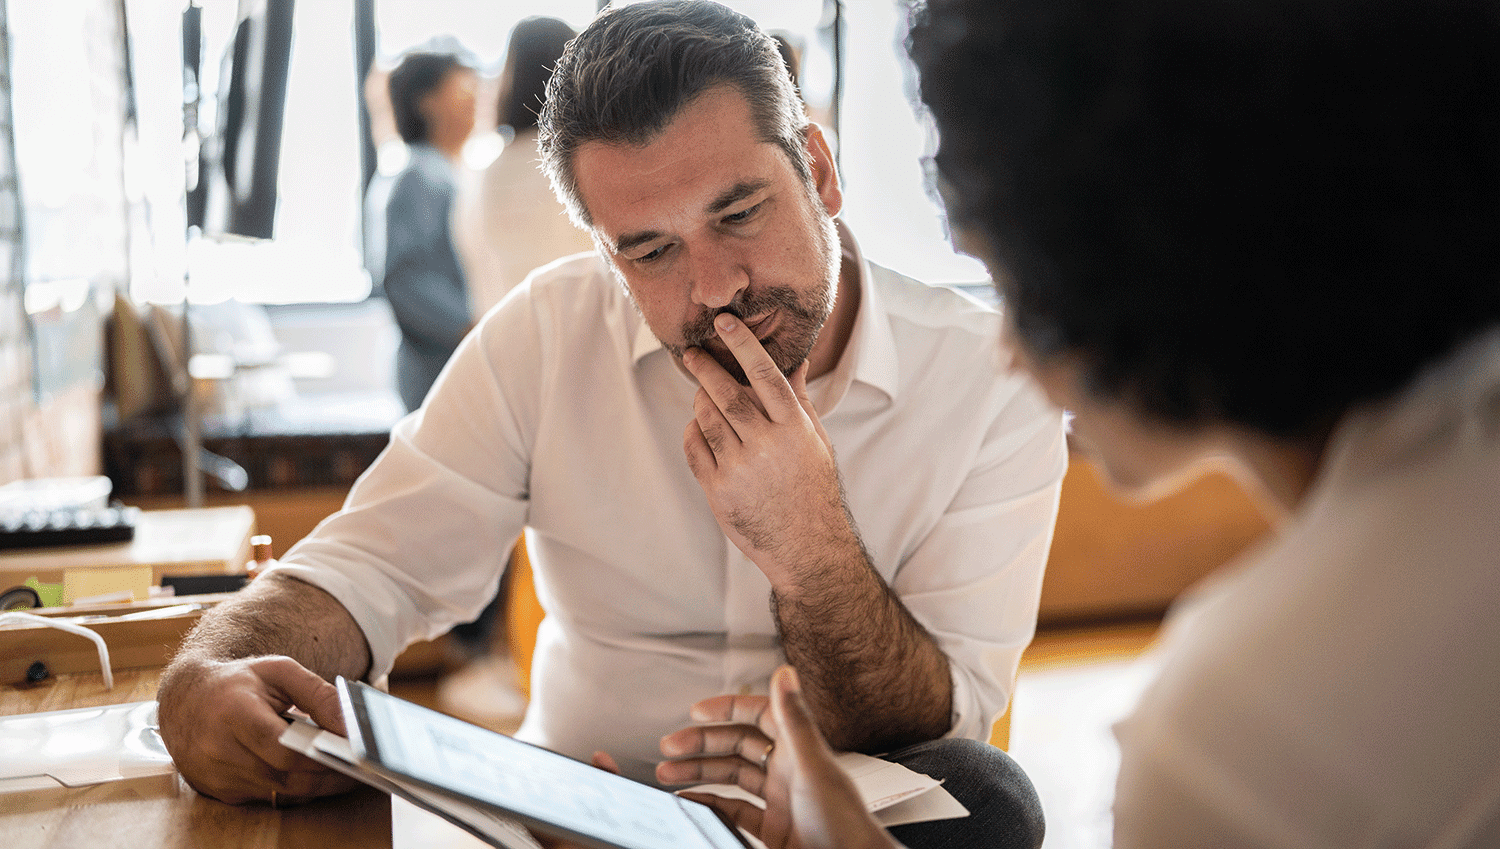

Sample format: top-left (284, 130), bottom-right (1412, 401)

top-left (630, 220), bottom-right (901, 413)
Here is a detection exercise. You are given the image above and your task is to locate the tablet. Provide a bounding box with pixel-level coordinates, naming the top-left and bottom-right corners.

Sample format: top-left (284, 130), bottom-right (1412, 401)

top-left (337, 677), bottom-right (750, 849)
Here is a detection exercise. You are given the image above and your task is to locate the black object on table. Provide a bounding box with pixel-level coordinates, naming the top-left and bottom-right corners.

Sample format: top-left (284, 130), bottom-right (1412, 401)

top-left (0, 507), bottom-right (139, 550)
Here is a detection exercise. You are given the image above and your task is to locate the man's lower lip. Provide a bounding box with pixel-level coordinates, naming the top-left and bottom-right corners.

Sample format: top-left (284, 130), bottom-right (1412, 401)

top-left (746, 311), bottom-right (778, 339)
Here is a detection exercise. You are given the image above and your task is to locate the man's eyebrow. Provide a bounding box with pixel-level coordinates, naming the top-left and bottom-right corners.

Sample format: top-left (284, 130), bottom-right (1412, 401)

top-left (706, 179), bottom-right (772, 215)
top-left (614, 229), bottom-right (665, 256)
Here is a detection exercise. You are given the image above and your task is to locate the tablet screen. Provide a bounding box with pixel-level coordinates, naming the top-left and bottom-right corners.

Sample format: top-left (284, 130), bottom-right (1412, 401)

top-left (340, 678), bottom-right (746, 849)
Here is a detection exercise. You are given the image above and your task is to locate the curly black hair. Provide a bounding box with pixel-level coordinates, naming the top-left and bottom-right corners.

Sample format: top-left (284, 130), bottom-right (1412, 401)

top-left (909, 0), bottom-right (1500, 438)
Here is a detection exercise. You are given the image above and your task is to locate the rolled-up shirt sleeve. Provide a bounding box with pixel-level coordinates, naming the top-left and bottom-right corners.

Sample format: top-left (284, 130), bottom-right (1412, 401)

top-left (888, 368), bottom-right (1067, 741)
top-left (268, 286), bottom-right (542, 681)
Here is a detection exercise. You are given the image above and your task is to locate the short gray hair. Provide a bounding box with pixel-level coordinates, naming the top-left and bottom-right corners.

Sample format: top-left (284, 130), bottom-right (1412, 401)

top-left (538, 0), bottom-right (810, 229)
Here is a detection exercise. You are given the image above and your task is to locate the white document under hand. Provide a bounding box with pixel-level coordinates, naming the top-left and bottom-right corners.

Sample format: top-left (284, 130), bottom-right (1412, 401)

top-left (685, 750), bottom-right (969, 828)
top-left (840, 751), bottom-right (971, 826)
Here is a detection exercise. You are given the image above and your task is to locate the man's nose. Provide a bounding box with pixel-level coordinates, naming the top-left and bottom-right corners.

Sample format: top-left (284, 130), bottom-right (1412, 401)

top-left (688, 243), bottom-right (749, 309)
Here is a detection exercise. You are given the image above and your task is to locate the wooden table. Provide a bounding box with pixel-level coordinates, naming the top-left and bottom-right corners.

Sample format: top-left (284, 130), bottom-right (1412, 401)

top-left (1, 667), bottom-right (391, 849)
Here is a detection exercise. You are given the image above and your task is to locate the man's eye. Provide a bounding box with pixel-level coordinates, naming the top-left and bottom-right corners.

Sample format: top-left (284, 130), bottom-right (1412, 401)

top-left (723, 202), bottom-right (763, 224)
top-left (635, 244), bottom-right (669, 263)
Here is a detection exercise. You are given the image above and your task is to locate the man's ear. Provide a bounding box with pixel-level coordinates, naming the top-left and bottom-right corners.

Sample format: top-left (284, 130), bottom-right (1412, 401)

top-left (805, 123), bottom-right (843, 217)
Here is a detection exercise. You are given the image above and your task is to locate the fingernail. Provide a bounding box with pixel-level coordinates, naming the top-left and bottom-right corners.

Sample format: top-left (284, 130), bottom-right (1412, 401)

top-left (715, 313), bottom-right (738, 332)
top-left (776, 665), bottom-right (801, 693)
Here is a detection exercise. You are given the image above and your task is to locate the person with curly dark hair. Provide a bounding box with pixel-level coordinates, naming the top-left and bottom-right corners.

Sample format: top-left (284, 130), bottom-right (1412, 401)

top-left (687, 1), bottom-right (1500, 846)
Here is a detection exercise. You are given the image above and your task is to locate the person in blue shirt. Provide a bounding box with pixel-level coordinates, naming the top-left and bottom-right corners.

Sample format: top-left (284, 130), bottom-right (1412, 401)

top-left (381, 50), bottom-right (477, 412)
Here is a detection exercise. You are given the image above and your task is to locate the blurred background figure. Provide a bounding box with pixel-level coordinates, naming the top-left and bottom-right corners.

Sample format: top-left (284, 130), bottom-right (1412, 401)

top-left (379, 49), bottom-right (478, 413)
top-left (770, 31), bottom-right (801, 94)
top-left (452, 16), bottom-right (589, 318)
top-left (443, 19), bottom-right (583, 726)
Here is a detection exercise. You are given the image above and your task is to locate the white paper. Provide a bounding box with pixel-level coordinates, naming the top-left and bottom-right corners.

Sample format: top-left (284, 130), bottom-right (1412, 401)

top-left (836, 751), bottom-right (948, 812)
top-left (683, 750), bottom-right (968, 827)
top-left (0, 701), bottom-right (173, 793)
top-left (868, 781), bottom-right (971, 827)
top-left (391, 793), bottom-right (498, 849)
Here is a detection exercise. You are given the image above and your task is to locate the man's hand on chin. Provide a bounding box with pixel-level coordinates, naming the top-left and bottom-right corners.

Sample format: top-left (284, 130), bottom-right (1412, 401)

top-left (680, 312), bottom-right (855, 586)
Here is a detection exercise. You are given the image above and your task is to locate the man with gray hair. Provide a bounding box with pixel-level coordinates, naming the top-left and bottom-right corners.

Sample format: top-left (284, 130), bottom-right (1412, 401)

top-left (157, 3), bottom-right (1060, 845)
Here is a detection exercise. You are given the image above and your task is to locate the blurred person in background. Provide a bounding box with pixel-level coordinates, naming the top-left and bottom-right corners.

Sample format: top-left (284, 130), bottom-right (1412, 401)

top-left (381, 49), bottom-right (478, 412)
top-left (444, 17), bottom-right (590, 720)
top-left (453, 16), bottom-right (591, 318)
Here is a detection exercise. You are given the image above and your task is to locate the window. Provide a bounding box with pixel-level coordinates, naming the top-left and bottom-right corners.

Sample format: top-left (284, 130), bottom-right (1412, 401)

top-left (131, 1), bottom-right (988, 309)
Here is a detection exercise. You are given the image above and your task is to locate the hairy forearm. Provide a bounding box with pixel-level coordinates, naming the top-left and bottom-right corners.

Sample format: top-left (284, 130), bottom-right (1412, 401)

top-left (772, 538), bottom-right (953, 754)
top-left (154, 572), bottom-right (370, 804)
top-left (169, 572), bottom-right (372, 683)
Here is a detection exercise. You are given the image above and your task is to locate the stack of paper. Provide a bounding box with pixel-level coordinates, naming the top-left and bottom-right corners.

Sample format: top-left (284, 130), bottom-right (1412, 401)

top-left (692, 750), bottom-right (970, 828)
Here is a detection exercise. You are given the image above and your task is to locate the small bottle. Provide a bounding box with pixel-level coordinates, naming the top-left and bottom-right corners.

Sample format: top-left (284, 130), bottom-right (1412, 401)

top-left (247, 534), bottom-right (274, 580)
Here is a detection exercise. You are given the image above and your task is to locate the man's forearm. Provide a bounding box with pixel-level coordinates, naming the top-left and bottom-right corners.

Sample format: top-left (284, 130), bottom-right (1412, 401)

top-left (772, 537), bottom-right (953, 754)
top-left (675, 313), bottom-right (956, 753)
top-left (170, 571), bottom-right (372, 682)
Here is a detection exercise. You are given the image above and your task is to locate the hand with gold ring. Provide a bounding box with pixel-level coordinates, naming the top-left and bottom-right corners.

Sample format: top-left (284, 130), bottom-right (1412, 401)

top-left (156, 650), bottom-right (358, 806)
top-left (669, 667), bottom-right (895, 849)
top-left (657, 691), bottom-right (779, 792)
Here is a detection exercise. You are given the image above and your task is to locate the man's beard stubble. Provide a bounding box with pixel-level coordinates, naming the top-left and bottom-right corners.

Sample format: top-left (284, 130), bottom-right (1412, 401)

top-left (671, 213), bottom-right (840, 385)
top-left (673, 284), bottom-right (833, 385)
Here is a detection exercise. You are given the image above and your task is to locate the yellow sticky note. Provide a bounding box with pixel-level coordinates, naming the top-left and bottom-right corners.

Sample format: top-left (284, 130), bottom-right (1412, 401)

top-left (62, 565), bottom-right (154, 605)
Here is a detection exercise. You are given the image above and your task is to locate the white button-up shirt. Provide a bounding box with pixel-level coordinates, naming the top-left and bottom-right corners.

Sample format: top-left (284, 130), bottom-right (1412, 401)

top-left (275, 228), bottom-right (1066, 767)
top-left (1113, 327), bottom-right (1500, 847)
